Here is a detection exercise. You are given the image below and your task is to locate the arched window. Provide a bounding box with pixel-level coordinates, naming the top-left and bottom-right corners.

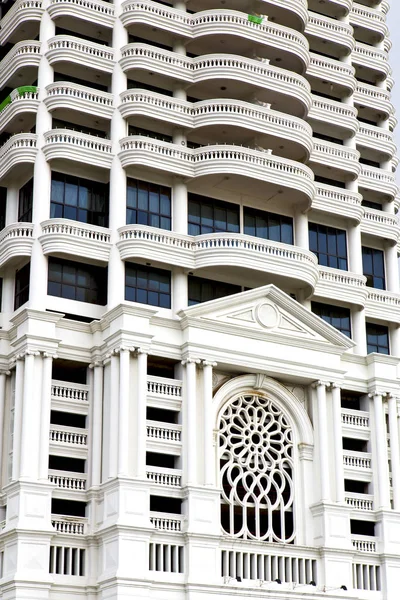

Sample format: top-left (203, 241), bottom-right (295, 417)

top-left (219, 393), bottom-right (295, 543)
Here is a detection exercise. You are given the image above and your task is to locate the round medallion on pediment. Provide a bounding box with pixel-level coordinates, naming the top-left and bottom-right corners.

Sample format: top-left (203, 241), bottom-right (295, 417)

top-left (255, 302), bottom-right (280, 329)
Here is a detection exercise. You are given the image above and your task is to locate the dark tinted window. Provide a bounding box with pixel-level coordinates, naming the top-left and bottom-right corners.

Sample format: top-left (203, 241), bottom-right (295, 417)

top-left (50, 172), bottom-right (109, 227)
top-left (188, 276), bottom-right (240, 306)
top-left (244, 206), bottom-right (293, 244)
top-left (48, 258), bottom-right (107, 305)
top-left (14, 263), bottom-right (30, 309)
top-left (0, 187), bottom-right (6, 230)
top-left (188, 194), bottom-right (239, 235)
top-left (366, 323), bottom-right (389, 355)
top-left (127, 178), bottom-right (171, 230)
top-left (362, 247), bottom-right (385, 290)
top-left (309, 223), bottom-right (347, 270)
top-left (125, 263), bottom-right (171, 308)
top-left (18, 178), bottom-right (33, 222)
top-left (312, 302), bottom-right (351, 337)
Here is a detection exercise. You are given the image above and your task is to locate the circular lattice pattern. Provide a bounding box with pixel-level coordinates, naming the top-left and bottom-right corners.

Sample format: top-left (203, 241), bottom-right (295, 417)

top-left (219, 394), bottom-right (295, 542)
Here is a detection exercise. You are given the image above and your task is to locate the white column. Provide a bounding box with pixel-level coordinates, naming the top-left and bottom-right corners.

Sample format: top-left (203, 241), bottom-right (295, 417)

top-left (182, 358), bottom-right (199, 485)
top-left (202, 361), bottom-right (216, 486)
top-left (29, 3), bottom-right (55, 310)
top-left (352, 308), bottom-right (367, 355)
top-left (314, 381), bottom-right (330, 501)
top-left (331, 384), bottom-right (345, 503)
top-left (90, 362), bottom-right (103, 487)
top-left (107, 5), bottom-right (128, 309)
top-left (12, 358), bottom-right (24, 480)
top-left (172, 267), bottom-right (188, 313)
top-left (385, 243), bottom-right (399, 292)
top-left (135, 349), bottom-right (148, 478)
top-left (38, 352), bottom-right (54, 480)
top-left (0, 372), bottom-right (8, 487)
top-left (118, 348), bottom-right (130, 476)
top-left (347, 224), bottom-right (363, 274)
top-left (294, 210), bottom-right (309, 249)
top-left (173, 178), bottom-right (188, 234)
top-left (389, 324), bottom-right (400, 357)
top-left (370, 391), bottom-right (390, 509)
top-left (108, 353), bottom-right (119, 478)
top-left (5, 187), bottom-right (18, 225)
top-left (20, 352), bottom-right (39, 478)
top-left (387, 394), bottom-right (400, 510)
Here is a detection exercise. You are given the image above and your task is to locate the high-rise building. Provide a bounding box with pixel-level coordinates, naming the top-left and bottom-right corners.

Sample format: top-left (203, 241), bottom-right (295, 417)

top-left (0, 0), bottom-right (398, 598)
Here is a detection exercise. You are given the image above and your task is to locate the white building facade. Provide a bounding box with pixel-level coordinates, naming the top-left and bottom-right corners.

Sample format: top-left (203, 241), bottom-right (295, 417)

top-left (0, 0), bottom-right (399, 598)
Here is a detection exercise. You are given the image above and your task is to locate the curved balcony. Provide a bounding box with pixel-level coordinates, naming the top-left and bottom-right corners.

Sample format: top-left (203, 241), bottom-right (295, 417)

top-left (120, 45), bottom-right (311, 117)
top-left (0, 0), bottom-right (43, 45)
top-left (314, 267), bottom-right (368, 307)
top-left (306, 12), bottom-right (354, 59)
top-left (307, 53), bottom-right (356, 96)
top-left (308, 0), bottom-right (351, 19)
top-left (365, 289), bottom-right (400, 325)
top-left (46, 35), bottom-right (114, 74)
top-left (349, 3), bottom-right (387, 43)
top-left (119, 91), bottom-right (313, 161)
top-left (352, 43), bottom-right (390, 82)
top-left (121, 3), bottom-right (309, 74)
top-left (310, 141), bottom-right (360, 181)
top-left (119, 137), bottom-right (315, 206)
top-left (356, 124), bottom-right (395, 160)
top-left (0, 86), bottom-right (39, 134)
top-left (0, 133), bottom-right (37, 181)
top-left (359, 166), bottom-right (398, 201)
top-left (0, 40), bottom-right (41, 90)
top-left (313, 184), bottom-right (363, 222)
top-left (0, 223), bottom-right (34, 270)
top-left (354, 82), bottom-right (392, 121)
top-left (117, 226), bottom-right (319, 294)
top-left (48, 0), bottom-right (115, 29)
top-left (45, 82), bottom-right (113, 120)
top-left (39, 219), bottom-right (112, 264)
top-left (43, 129), bottom-right (113, 169)
top-left (308, 96), bottom-right (358, 139)
top-left (361, 209), bottom-right (399, 243)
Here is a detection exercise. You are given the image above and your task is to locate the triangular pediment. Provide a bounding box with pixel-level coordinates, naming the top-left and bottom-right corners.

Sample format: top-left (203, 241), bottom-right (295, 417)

top-left (178, 285), bottom-right (354, 351)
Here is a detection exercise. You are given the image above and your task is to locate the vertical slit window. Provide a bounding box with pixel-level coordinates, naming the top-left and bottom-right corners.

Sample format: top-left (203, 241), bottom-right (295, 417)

top-left (309, 223), bottom-right (347, 270)
top-left (18, 179), bottom-right (33, 223)
top-left (14, 262), bottom-right (30, 309)
top-left (362, 247), bottom-right (385, 289)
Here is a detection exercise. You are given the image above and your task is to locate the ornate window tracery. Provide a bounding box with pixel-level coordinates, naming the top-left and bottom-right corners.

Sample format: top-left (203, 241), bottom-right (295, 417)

top-left (219, 393), bottom-right (295, 543)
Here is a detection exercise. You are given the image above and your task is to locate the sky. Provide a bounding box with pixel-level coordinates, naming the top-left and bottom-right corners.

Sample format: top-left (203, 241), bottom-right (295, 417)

top-left (387, 2), bottom-right (400, 149)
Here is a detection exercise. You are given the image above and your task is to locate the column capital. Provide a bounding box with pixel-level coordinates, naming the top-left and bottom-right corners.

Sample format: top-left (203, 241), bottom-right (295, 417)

top-left (0, 370), bottom-right (11, 377)
top-left (42, 351), bottom-right (58, 359)
top-left (89, 361), bottom-right (103, 369)
top-left (312, 380), bottom-right (330, 390)
top-left (201, 360), bottom-right (217, 368)
top-left (136, 346), bottom-right (150, 356)
top-left (181, 357), bottom-right (201, 366)
top-left (328, 382), bottom-right (342, 391)
top-left (368, 389), bottom-right (385, 399)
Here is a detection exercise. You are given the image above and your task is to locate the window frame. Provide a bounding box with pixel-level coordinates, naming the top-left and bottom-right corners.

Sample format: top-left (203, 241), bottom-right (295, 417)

top-left (14, 262), bottom-right (30, 310)
top-left (243, 206), bottom-right (294, 244)
top-left (126, 178), bottom-right (171, 230)
top-left (47, 257), bottom-right (107, 306)
top-left (309, 222), bottom-right (348, 270)
top-left (366, 323), bottom-right (389, 355)
top-left (311, 301), bottom-right (351, 338)
top-left (50, 172), bottom-right (109, 228)
top-left (188, 275), bottom-right (241, 306)
top-left (188, 194), bottom-right (240, 236)
top-left (18, 178), bottom-right (33, 223)
top-left (362, 246), bottom-right (386, 290)
top-left (125, 263), bottom-right (171, 309)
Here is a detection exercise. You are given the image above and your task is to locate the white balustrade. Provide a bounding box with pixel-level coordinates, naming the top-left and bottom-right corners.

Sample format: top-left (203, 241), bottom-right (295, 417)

top-left (318, 267), bottom-right (366, 287)
top-left (0, 223), bottom-right (34, 244)
top-left (49, 471), bottom-right (87, 490)
top-left (352, 537), bottom-right (377, 553)
top-left (50, 0), bottom-right (114, 16)
top-left (341, 409), bottom-right (370, 428)
top-left (51, 380), bottom-right (89, 402)
top-left (41, 220), bottom-right (111, 243)
top-left (44, 129), bottom-right (112, 154)
top-left (343, 452), bottom-right (372, 470)
top-left (46, 82), bottom-right (113, 108)
top-left (146, 467), bottom-right (182, 487)
top-left (147, 376), bottom-right (182, 397)
top-left (150, 512), bottom-right (183, 532)
top-left (52, 516), bottom-right (87, 535)
top-left (47, 35), bottom-right (114, 62)
top-left (50, 427), bottom-right (88, 446)
top-left (146, 421), bottom-right (181, 442)
top-left (345, 494), bottom-right (374, 511)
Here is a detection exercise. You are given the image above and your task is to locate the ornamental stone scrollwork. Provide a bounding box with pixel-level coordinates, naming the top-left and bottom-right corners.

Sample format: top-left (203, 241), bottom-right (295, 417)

top-left (219, 393), bottom-right (295, 543)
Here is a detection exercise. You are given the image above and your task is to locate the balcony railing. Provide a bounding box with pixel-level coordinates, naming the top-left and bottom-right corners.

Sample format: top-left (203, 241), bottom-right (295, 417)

top-left (52, 515), bottom-right (87, 535)
top-left (345, 494), bottom-right (374, 511)
top-left (343, 451), bottom-right (372, 470)
top-left (146, 467), bottom-right (181, 487)
top-left (147, 421), bottom-right (181, 443)
top-left (51, 380), bottom-right (89, 402)
top-left (49, 470), bottom-right (87, 490)
top-left (352, 536), bottom-right (377, 553)
top-left (150, 512), bottom-right (183, 532)
top-left (50, 426), bottom-right (88, 446)
top-left (147, 376), bottom-right (182, 398)
top-left (341, 409), bottom-right (369, 428)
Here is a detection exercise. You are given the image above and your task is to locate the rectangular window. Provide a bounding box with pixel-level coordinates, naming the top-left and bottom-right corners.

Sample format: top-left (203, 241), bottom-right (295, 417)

top-left (14, 262), bottom-right (30, 309)
top-left (309, 223), bottom-right (347, 270)
top-left (18, 179), bottom-right (33, 222)
top-left (50, 172), bottom-right (109, 227)
top-left (312, 302), bottom-right (351, 338)
top-left (48, 258), bottom-right (107, 306)
top-left (244, 206), bottom-right (293, 244)
top-left (125, 263), bottom-right (171, 308)
top-left (188, 194), bottom-right (239, 236)
top-left (362, 247), bottom-right (385, 289)
top-left (188, 275), bottom-right (241, 306)
top-left (366, 323), bottom-right (389, 355)
top-left (127, 178), bottom-right (171, 230)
